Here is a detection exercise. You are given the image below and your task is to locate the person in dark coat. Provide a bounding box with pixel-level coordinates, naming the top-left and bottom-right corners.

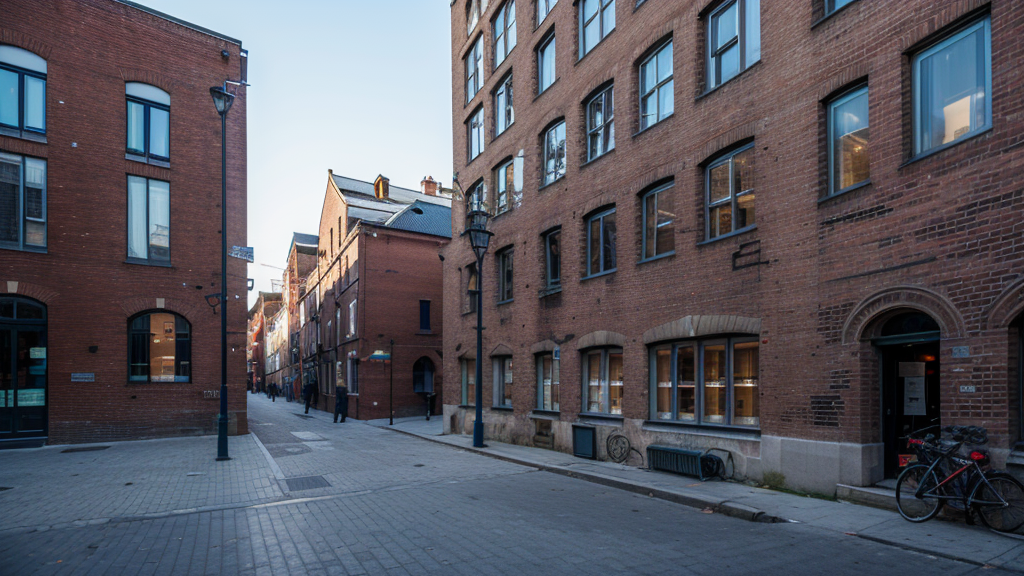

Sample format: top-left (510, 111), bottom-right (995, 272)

top-left (334, 385), bottom-right (349, 423)
top-left (270, 381), bottom-right (277, 402)
top-left (302, 378), bottom-right (313, 414)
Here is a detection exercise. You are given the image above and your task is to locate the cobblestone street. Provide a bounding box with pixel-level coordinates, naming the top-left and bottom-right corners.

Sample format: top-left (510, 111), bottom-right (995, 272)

top-left (0, 395), bottom-right (1018, 575)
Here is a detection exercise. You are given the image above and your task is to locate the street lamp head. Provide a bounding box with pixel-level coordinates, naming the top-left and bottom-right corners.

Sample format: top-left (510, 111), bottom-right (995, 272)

top-left (465, 204), bottom-right (492, 259)
top-left (209, 86), bottom-right (235, 116)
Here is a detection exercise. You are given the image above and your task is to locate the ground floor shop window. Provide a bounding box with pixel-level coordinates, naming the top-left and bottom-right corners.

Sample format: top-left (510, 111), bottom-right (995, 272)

top-left (461, 358), bottom-right (476, 405)
top-left (494, 356), bottom-right (512, 407)
top-left (129, 311), bottom-right (190, 382)
top-left (650, 337), bottom-right (758, 427)
top-left (536, 353), bottom-right (559, 411)
top-left (582, 347), bottom-right (623, 415)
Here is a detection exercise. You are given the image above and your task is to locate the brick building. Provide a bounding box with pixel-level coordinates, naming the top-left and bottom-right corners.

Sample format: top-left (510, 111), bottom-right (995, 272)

top-left (1, 0), bottom-right (247, 445)
top-left (282, 233), bottom-right (318, 400)
top-left (299, 172), bottom-right (452, 420)
top-left (246, 291), bottom-right (281, 393)
top-left (443, 0), bottom-right (1024, 493)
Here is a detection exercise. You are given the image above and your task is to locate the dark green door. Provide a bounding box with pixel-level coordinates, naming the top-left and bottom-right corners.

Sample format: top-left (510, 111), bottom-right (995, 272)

top-left (0, 297), bottom-right (47, 442)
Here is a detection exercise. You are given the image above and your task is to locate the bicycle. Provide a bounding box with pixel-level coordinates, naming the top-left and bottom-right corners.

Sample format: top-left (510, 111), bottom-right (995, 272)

top-left (895, 426), bottom-right (1024, 533)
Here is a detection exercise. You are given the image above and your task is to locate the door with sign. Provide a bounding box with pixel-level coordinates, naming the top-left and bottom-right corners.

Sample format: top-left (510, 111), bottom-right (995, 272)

top-left (0, 297), bottom-right (48, 443)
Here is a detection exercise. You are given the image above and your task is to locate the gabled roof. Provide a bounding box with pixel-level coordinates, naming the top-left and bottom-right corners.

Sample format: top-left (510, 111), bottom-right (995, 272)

top-left (384, 201), bottom-right (452, 239)
top-left (292, 232), bottom-right (318, 247)
top-left (330, 173), bottom-right (452, 217)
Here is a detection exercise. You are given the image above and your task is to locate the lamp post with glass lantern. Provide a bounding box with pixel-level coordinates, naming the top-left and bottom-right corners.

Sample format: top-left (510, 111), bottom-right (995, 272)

top-left (210, 85), bottom-right (235, 461)
top-left (462, 197), bottom-right (492, 448)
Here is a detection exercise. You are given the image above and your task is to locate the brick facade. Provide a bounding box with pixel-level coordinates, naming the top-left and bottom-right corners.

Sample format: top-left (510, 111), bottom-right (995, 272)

top-left (1, 0), bottom-right (247, 444)
top-left (443, 0), bottom-right (1024, 493)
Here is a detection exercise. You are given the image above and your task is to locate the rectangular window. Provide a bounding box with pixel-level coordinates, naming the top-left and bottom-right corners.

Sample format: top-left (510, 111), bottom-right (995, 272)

top-left (827, 0), bottom-right (856, 14)
top-left (582, 347), bottom-right (623, 415)
top-left (348, 299), bottom-right (357, 337)
top-left (461, 358), bottom-right (477, 405)
top-left (419, 300), bottom-right (431, 331)
top-left (913, 17), bottom-right (991, 156)
top-left (538, 34), bottom-right (556, 94)
top-left (336, 308), bottom-right (342, 344)
top-left (0, 64), bottom-right (45, 133)
top-left (827, 86), bottom-right (869, 196)
top-left (126, 98), bottom-right (170, 161)
top-left (544, 229), bottom-right (561, 288)
top-left (348, 357), bottom-right (360, 394)
top-left (651, 338), bottom-right (758, 427)
top-left (586, 207), bottom-right (616, 276)
top-left (707, 0), bottom-right (760, 90)
top-left (537, 0), bottom-right (558, 24)
top-left (494, 1), bottom-right (517, 68)
top-left (0, 153), bottom-right (46, 250)
top-left (642, 182), bottom-right (675, 259)
top-left (495, 75), bottom-right (514, 136)
top-left (536, 352), bottom-right (559, 411)
top-left (706, 144), bottom-right (754, 240)
top-left (468, 107), bottom-right (485, 161)
top-left (586, 85), bottom-right (614, 160)
top-left (542, 121), bottom-right (566, 185)
top-left (640, 41), bottom-right (673, 130)
top-left (580, 0), bottom-right (615, 57)
top-left (498, 247), bottom-right (514, 303)
top-left (129, 312), bottom-right (191, 383)
top-left (466, 262), bottom-right (479, 313)
top-left (127, 175), bottom-right (170, 263)
top-left (495, 160), bottom-right (513, 213)
top-left (466, 36), bottom-right (484, 102)
top-left (494, 356), bottom-right (513, 407)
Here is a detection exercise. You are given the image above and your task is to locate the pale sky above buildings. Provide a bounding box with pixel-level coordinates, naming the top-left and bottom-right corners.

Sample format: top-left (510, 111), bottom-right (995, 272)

top-left (134, 0), bottom-right (455, 306)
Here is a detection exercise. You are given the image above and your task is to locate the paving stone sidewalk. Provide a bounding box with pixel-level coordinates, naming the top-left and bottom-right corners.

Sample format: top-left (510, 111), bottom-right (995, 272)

top-left (365, 414), bottom-right (1024, 570)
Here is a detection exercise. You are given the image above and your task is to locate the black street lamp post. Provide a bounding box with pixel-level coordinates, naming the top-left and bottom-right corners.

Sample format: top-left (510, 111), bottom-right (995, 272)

top-left (463, 197), bottom-right (492, 448)
top-left (210, 85), bottom-right (235, 462)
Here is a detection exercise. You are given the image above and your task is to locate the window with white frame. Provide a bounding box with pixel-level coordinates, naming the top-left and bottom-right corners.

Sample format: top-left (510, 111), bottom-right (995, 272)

top-left (537, 0), bottom-right (558, 24)
top-left (543, 228), bottom-right (561, 289)
top-left (494, 356), bottom-right (513, 407)
top-left (912, 17), bottom-right (991, 156)
top-left (650, 337), bottom-right (758, 427)
top-left (347, 299), bottom-right (357, 337)
top-left (0, 152), bottom-right (45, 250)
top-left (706, 144), bottom-right (754, 240)
top-left (536, 352), bottom-right (559, 410)
top-left (538, 34), bottom-right (556, 93)
top-left (495, 159), bottom-right (514, 213)
top-left (640, 41), bottom-right (673, 130)
top-left (495, 74), bottom-right (514, 136)
top-left (468, 107), bottom-right (485, 161)
top-left (494, 1), bottom-right (517, 67)
top-left (580, 0), bottom-right (615, 57)
top-left (461, 358), bottom-right (476, 405)
top-left (706, 0), bottom-right (760, 90)
top-left (0, 45), bottom-right (46, 134)
top-left (127, 175), bottom-right (170, 263)
top-left (585, 207), bottom-right (616, 276)
top-left (126, 83), bottom-right (170, 161)
top-left (642, 181), bottom-right (675, 259)
top-left (586, 85), bottom-right (614, 160)
top-left (542, 120), bottom-right (566, 184)
top-left (466, 36), bottom-right (484, 102)
top-left (582, 347), bottom-right (623, 414)
top-left (497, 246), bottom-right (514, 302)
top-left (827, 86), bottom-right (869, 196)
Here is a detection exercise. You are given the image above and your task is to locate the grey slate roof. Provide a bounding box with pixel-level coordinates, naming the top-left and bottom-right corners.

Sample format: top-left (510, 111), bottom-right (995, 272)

top-left (383, 201), bottom-right (453, 239)
top-left (292, 232), bottom-right (318, 247)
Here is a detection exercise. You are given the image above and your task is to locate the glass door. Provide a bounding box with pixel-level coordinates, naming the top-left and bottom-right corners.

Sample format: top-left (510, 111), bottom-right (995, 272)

top-left (0, 297), bottom-right (48, 442)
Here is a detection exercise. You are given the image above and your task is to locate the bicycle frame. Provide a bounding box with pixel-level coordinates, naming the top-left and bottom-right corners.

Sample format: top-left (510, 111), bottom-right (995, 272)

top-left (914, 451), bottom-right (1010, 509)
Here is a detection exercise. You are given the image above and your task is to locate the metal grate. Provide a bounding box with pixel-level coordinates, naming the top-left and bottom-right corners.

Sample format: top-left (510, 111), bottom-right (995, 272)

top-left (572, 425), bottom-right (596, 459)
top-left (61, 446), bottom-right (111, 453)
top-left (647, 445), bottom-right (707, 479)
top-left (284, 475), bottom-right (331, 491)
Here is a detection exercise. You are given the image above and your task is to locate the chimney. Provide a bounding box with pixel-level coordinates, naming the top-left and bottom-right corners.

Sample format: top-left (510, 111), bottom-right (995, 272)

top-left (421, 175), bottom-right (438, 197)
top-left (373, 174), bottom-right (390, 200)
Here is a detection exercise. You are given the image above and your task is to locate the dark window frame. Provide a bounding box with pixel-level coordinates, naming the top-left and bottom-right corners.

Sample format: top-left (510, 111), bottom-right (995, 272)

top-left (494, 73), bottom-right (515, 137)
top-left (419, 300), bottom-right (431, 331)
top-left (494, 0), bottom-right (518, 68)
top-left (585, 207), bottom-right (617, 277)
top-left (639, 40), bottom-right (673, 130)
top-left (537, 0), bottom-right (558, 26)
top-left (537, 32), bottom-right (557, 94)
top-left (467, 106), bottom-right (486, 162)
top-left (495, 158), bottom-right (514, 213)
top-left (826, 84), bottom-right (870, 197)
top-left (543, 228), bottom-right (561, 288)
top-left (497, 246), bottom-right (514, 303)
top-left (579, 0), bottom-right (616, 58)
top-left (465, 35), bottom-right (484, 103)
top-left (126, 96), bottom-right (170, 162)
top-left (461, 357), bottom-right (477, 405)
top-left (0, 152), bottom-right (46, 251)
top-left (128, 310), bottom-right (192, 383)
top-left (542, 120), bottom-right (566, 185)
top-left (704, 142), bottom-right (755, 241)
top-left (126, 175), bottom-right (171, 265)
top-left (641, 181), bottom-right (675, 260)
top-left (0, 62), bottom-right (46, 134)
top-left (581, 346), bottom-right (624, 415)
top-left (586, 84), bottom-right (615, 161)
top-left (536, 351), bottom-right (560, 411)
top-left (706, 0), bottom-right (760, 90)
top-left (494, 355), bottom-right (513, 407)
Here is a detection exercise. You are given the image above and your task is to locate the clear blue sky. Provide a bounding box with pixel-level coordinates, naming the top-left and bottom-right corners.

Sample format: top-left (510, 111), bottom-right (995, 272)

top-left (135, 0), bottom-right (454, 306)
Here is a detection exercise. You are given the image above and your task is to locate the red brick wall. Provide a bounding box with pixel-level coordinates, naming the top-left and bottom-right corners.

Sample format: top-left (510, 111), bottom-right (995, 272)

top-left (444, 0), bottom-right (1024, 452)
top-left (1, 0), bottom-right (248, 443)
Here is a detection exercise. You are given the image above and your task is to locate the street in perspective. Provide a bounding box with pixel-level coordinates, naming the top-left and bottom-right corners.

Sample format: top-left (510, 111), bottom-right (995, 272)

top-left (2, 0), bottom-right (1024, 575)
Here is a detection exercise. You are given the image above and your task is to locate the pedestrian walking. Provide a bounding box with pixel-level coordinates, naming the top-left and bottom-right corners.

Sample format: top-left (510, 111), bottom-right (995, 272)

top-left (312, 381), bottom-right (320, 410)
top-left (334, 385), bottom-right (349, 423)
top-left (302, 377), bottom-right (313, 414)
top-left (270, 382), bottom-right (277, 402)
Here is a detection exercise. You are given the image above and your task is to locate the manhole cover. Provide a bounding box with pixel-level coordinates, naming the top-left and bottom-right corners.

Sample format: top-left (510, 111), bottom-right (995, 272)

top-left (284, 475), bottom-right (331, 491)
top-left (61, 446), bottom-right (111, 453)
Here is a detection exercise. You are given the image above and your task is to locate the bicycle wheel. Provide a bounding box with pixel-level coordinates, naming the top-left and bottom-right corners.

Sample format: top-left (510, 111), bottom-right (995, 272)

top-left (970, 472), bottom-right (1024, 533)
top-left (895, 464), bottom-right (942, 522)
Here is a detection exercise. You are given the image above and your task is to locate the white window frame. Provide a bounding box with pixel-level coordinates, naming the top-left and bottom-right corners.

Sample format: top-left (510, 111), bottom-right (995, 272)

top-left (586, 85), bottom-right (614, 160)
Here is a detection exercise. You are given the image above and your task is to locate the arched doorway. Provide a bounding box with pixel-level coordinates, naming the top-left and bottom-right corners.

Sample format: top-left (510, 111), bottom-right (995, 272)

top-left (872, 311), bottom-right (941, 478)
top-left (0, 297), bottom-right (48, 443)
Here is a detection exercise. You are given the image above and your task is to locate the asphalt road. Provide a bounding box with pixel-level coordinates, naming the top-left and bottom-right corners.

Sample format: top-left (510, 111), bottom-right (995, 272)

top-left (0, 394), bottom-right (1016, 575)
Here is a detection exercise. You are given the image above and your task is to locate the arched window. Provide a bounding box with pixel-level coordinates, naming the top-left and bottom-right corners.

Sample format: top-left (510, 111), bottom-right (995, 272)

top-left (126, 82), bottom-right (170, 161)
top-left (0, 45), bottom-right (47, 133)
top-left (129, 311), bottom-right (191, 382)
top-left (413, 357), bottom-right (435, 394)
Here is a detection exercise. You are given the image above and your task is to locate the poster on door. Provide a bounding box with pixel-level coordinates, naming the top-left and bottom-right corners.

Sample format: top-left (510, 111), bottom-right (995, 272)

top-left (903, 376), bottom-right (927, 416)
